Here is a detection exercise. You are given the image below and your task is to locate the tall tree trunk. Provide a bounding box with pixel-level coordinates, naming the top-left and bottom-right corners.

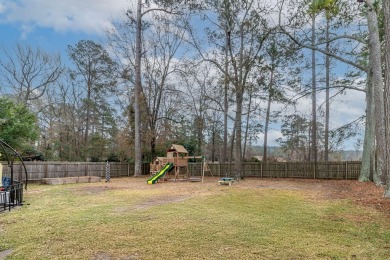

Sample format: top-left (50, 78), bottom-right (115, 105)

top-left (223, 30), bottom-right (229, 163)
top-left (243, 91), bottom-right (252, 160)
top-left (84, 80), bottom-right (92, 161)
top-left (264, 94), bottom-right (272, 162)
top-left (211, 124), bottom-right (216, 163)
top-left (196, 116), bottom-right (203, 156)
top-left (311, 11), bottom-right (317, 163)
top-left (133, 0), bottom-right (143, 176)
top-left (229, 124), bottom-right (235, 163)
top-left (325, 18), bottom-right (330, 162)
top-left (150, 131), bottom-right (156, 161)
top-left (263, 69), bottom-right (274, 162)
top-left (366, 1), bottom-right (385, 185)
top-left (383, 0), bottom-right (390, 197)
top-left (211, 121), bottom-right (217, 163)
top-left (308, 120), bottom-right (312, 161)
top-left (360, 73), bottom-right (376, 182)
top-left (234, 89), bottom-right (243, 178)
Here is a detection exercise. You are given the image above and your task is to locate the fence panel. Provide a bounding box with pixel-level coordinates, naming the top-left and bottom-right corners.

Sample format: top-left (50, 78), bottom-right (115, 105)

top-left (242, 163), bottom-right (260, 177)
top-left (286, 162), bottom-right (313, 178)
top-left (218, 163), bottom-right (233, 177)
top-left (188, 163), bottom-right (201, 177)
top-left (316, 162), bottom-right (341, 179)
top-left (1, 162), bottom-right (45, 181)
top-left (109, 163), bottom-right (129, 177)
top-left (47, 163), bottom-right (68, 178)
top-left (345, 162), bottom-right (361, 179)
top-left (85, 163), bottom-right (105, 177)
top-left (260, 162), bottom-right (283, 178)
top-left (66, 163), bottom-right (83, 177)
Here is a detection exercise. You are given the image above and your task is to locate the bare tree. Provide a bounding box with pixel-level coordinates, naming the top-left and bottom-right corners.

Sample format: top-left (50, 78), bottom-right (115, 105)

top-left (188, 0), bottom-right (271, 178)
top-left (179, 63), bottom-right (217, 156)
top-left (142, 14), bottom-right (187, 160)
top-left (0, 43), bottom-right (62, 106)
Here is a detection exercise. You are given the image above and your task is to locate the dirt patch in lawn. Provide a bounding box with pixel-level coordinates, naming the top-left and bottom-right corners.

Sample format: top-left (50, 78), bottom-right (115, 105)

top-left (133, 195), bottom-right (192, 210)
top-left (70, 185), bottom-right (110, 195)
top-left (63, 177), bottom-right (390, 216)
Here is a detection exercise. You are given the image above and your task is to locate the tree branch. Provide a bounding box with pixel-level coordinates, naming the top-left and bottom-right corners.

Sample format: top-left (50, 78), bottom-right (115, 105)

top-left (316, 34), bottom-right (366, 45)
top-left (278, 27), bottom-right (369, 73)
top-left (142, 8), bottom-right (178, 17)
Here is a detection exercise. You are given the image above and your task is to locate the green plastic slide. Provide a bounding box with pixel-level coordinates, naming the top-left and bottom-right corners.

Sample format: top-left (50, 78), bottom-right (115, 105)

top-left (147, 163), bottom-right (173, 184)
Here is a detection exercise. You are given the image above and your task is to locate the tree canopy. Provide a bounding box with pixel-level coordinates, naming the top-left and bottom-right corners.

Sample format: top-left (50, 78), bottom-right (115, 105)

top-left (0, 97), bottom-right (38, 152)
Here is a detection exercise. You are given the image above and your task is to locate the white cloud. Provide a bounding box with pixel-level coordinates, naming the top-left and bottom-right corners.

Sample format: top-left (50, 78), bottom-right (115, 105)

top-left (257, 129), bottom-right (284, 147)
top-left (327, 90), bottom-right (366, 129)
top-left (0, 0), bottom-right (132, 36)
top-left (20, 24), bottom-right (34, 40)
top-left (0, 2), bottom-right (5, 14)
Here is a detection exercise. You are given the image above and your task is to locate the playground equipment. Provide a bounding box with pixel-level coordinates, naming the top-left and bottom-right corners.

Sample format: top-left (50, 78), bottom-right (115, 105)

top-left (149, 144), bottom-right (189, 183)
top-left (147, 163), bottom-right (173, 184)
top-left (148, 144), bottom-right (213, 184)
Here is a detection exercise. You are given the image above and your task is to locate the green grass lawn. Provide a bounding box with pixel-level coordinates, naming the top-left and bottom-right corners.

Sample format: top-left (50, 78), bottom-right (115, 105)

top-left (1, 177), bottom-right (389, 259)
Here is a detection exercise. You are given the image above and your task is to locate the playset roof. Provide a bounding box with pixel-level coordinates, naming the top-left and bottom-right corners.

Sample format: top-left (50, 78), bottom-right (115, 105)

top-left (167, 144), bottom-right (188, 154)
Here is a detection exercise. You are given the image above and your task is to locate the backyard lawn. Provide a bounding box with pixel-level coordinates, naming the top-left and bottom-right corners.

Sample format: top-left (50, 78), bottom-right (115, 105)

top-left (0, 177), bottom-right (389, 259)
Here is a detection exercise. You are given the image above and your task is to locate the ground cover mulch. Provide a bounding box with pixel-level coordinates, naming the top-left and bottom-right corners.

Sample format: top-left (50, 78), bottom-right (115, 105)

top-left (242, 178), bottom-right (390, 216)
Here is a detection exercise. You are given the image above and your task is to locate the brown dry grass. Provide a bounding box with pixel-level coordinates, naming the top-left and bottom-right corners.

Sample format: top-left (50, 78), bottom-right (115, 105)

top-left (0, 177), bottom-right (389, 259)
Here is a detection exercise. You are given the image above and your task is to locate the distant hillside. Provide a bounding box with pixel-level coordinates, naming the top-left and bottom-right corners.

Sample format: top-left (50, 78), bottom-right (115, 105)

top-left (247, 146), bottom-right (362, 161)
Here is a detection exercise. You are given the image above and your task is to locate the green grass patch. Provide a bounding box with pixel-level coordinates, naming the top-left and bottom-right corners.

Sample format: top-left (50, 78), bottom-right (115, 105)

top-left (0, 178), bottom-right (389, 259)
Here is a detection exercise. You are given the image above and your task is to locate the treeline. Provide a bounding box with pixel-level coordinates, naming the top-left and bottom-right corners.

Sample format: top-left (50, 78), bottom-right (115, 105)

top-left (0, 0), bottom-right (389, 195)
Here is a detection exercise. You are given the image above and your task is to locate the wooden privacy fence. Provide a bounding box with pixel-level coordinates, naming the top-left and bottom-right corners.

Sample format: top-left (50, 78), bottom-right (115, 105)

top-left (1, 161), bottom-right (361, 182)
top-left (188, 161), bottom-right (361, 180)
top-left (1, 162), bottom-right (151, 182)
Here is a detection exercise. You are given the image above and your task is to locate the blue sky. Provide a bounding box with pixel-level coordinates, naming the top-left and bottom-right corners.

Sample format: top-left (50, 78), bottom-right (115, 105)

top-left (0, 23), bottom-right (95, 55)
top-left (0, 0), bottom-right (131, 53)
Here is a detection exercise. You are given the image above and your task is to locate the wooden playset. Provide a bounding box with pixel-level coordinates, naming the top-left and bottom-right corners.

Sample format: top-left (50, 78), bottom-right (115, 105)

top-left (148, 144), bottom-right (215, 184)
top-left (149, 144), bottom-right (191, 182)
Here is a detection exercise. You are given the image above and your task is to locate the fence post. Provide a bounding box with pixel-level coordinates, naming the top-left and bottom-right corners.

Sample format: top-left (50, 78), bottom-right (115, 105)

top-left (85, 163), bottom-right (88, 176)
top-left (345, 162), bottom-right (348, 180)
